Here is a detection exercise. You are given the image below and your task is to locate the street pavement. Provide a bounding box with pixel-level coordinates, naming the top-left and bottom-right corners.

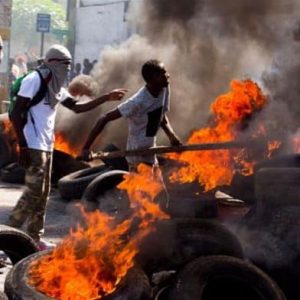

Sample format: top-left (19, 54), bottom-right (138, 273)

top-left (0, 180), bottom-right (80, 293)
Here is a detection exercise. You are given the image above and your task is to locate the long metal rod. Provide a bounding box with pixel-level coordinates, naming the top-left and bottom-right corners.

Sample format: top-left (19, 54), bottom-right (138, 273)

top-left (91, 139), bottom-right (260, 160)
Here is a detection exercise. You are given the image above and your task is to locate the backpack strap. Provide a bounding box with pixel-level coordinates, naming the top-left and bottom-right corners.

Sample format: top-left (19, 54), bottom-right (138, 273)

top-left (27, 69), bottom-right (52, 109)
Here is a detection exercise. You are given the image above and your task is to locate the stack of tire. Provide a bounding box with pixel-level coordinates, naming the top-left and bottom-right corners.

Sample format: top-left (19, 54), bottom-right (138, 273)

top-left (4, 218), bottom-right (286, 299)
top-left (237, 164), bottom-right (300, 300)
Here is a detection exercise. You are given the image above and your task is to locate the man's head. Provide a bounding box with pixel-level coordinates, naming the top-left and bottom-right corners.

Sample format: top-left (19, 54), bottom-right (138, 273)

top-left (44, 44), bottom-right (72, 71)
top-left (0, 35), bottom-right (3, 64)
top-left (141, 59), bottom-right (169, 89)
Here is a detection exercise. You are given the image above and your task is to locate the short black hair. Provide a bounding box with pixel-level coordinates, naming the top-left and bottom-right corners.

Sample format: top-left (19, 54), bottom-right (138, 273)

top-left (141, 59), bottom-right (165, 83)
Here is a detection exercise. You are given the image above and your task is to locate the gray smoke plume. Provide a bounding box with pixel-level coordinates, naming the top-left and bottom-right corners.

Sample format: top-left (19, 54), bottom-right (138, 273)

top-left (57, 0), bottom-right (300, 152)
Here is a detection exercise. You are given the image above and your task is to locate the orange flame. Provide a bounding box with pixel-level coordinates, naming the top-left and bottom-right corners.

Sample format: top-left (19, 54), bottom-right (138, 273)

top-left (29, 164), bottom-right (169, 300)
top-left (267, 140), bottom-right (282, 158)
top-left (1, 119), bottom-right (12, 135)
top-left (1, 119), bottom-right (19, 153)
top-left (169, 79), bottom-right (269, 191)
top-left (54, 131), bottom-right (80, 157)
top-left (292, 136), bottom-right (300, 153)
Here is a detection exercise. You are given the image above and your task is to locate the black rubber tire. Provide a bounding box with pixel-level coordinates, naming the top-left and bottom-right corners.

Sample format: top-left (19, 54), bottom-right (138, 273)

top-left (167, 255), bottom-right (286, 300)
top-left (101, 143), bottom-right (129, 171)
top-left (0, 225), bottom-right (38, 265)
top-left (5, 251), bottom-right (151, 300)
top-left (51, 149), bottom-right (89, 184)
top-left (255, 167), bottom-right (300, 207)
top-left (82, 170), bottom-right (129, 216)
top-left (0, 134), bottom-right (13, 169)
top-left (0, 292), bottom-right (8, 300)
top-left (137, 218), bottom-right (244, 274)
top-left (105, 266), bottom-right (151, 300)
top-left (58, 164), bottom-right (111, 200)
top-left (0, 162), bottom-right (25, 184)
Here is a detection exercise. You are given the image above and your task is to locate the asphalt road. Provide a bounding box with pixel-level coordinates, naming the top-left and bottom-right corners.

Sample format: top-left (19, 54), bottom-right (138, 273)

top-left (0, 180), bottom-right (80, 292)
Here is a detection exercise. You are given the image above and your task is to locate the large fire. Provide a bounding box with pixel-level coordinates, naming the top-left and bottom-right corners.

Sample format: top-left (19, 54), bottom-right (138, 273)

top-left (54, 131), bottom-right (80, 157)
top-left (169, 79), bottom-right (280, 191)
top-left (28, 164), bottom-right (169, 300)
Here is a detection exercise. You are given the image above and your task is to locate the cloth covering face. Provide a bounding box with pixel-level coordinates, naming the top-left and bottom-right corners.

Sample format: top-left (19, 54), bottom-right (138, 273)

top-left (118, 86), bottom-right (170, 165)
top-left (38, 44), bottom-right (72, 108)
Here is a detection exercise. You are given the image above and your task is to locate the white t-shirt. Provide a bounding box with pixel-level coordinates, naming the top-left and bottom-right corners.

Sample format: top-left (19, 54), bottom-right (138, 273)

top-left (118, 86), bottom-right (170, 165)
top-left (18, 71), bottom-right (68, 152)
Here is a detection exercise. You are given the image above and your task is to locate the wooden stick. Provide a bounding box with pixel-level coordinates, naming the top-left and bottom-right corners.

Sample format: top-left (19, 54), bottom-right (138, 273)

top-left (90, 139), bottom-right (262, 160)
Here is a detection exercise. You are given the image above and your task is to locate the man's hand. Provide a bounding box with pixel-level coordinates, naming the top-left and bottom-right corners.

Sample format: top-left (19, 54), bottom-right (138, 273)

top-left (169, 135), bottom-right (182, 147)
top-left (107, 89), bottom-right (128, 101)
top-left (19, 147), bottom-right (30, 169)
top-left (77, 149), bottom-right (92, 161)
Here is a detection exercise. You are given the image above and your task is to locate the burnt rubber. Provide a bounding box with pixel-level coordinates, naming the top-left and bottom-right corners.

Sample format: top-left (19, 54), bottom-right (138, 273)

top-left (0, 225), bottom-right (38, 265)
top-left (167, 255), bottom-right (286, 300)
top-left (137, 218), bottom-right (244, 274)
top-left (58, 164), bottom-right (111, 200)
top-left (5, 251), bottom-right (151, 300)
top-left (255, 167), bottom-right (300, 207)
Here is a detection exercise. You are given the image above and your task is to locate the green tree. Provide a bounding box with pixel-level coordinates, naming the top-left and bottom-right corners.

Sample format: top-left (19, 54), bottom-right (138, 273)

top-left (11, 0), bottom-right (67, 60)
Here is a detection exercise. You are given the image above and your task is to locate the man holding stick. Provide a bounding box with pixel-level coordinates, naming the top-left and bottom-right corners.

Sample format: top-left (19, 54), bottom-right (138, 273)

top-left (80, 59), bottom-right (181, 205)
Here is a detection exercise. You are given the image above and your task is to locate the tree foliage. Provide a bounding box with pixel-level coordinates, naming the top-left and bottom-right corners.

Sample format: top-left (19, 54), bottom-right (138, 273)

top-left (11, 0), bottom-right (67, 58)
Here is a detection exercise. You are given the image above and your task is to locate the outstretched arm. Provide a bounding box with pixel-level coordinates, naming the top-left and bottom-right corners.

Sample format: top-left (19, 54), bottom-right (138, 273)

top-left (79, 108), bottom-right (122, 159)
top-left (161, 115), bottom-right (182, 146)
top-left (62, 88), bottom-right (128, 113)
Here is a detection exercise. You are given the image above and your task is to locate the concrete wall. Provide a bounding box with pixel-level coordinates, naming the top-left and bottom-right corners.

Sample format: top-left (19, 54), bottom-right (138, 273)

top-left (74, 0), bottom-right (133, 68)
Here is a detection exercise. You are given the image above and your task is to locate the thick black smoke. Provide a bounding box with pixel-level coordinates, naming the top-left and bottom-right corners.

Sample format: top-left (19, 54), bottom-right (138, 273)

top-left (58, 0), bottom-right (300, 151)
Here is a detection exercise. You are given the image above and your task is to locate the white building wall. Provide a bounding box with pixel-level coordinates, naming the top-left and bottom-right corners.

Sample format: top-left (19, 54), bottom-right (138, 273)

top-left (74, 0), bottom-right (133, 67)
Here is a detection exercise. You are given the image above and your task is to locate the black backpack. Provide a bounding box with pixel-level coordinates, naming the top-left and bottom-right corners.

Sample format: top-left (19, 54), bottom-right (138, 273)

top-left (9, 69), bottom-right (52, 120)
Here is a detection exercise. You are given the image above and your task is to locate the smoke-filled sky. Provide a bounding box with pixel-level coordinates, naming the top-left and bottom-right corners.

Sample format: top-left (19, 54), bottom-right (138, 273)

top-left (57, 0), bottom-right (300, 151)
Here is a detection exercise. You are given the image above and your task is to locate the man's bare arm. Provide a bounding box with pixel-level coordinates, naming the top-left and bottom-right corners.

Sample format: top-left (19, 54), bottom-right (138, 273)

top-left (62, 89), bottom-right (127, 113)
top-left (11, 96), bottom-right (29, 147)
top-left (80, 108), bottom-right (122, 157)
top-left (161, 115), bottom-right (182, 146)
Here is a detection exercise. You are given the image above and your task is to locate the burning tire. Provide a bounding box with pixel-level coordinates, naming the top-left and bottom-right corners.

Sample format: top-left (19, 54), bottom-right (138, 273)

top-left (5, 251), bottom-right (151, 300)
top-left (82, 170), bottom-right (130, 219)
top-left (58, 164), bottom-right (111, 200)
top-left (255, 167), bottom-right (300, 207)
top-left (0, 225), bottom-right (38, 265)
top-left (52, 149), bottom-right (90, 184)
top-left (166, 255), bottom-right (286, 300)
top-left (137, 218), bottom-right (244, 274)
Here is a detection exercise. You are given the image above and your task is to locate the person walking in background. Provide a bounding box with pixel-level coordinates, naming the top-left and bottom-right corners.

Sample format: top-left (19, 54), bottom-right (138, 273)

top-left (8, 44), bottom-right (127, 250)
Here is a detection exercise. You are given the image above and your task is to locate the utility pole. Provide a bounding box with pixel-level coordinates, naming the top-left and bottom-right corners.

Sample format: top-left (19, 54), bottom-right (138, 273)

top-left (66, 0), bottom-right (78, 59)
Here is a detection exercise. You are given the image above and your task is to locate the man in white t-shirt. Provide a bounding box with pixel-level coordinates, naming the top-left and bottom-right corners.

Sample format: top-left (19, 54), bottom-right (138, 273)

top-left (80, 60), bottom-right (181, 210)
top-left (8, 44), bottom-right (127, 250)
top-left (80, 59), bottom-right (181, 169)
